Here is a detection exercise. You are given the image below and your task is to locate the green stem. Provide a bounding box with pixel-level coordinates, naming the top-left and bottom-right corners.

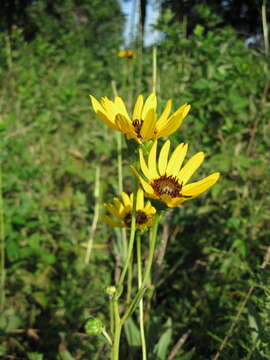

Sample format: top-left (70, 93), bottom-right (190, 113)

top-left (116, 132), bottom-right (123, 195)
top-left (84, 164), bottom-right (100, 264)
top-left (109, 297), bottom-right (114, 335)
top-left (126, 251), bottom-right (133, 304)
top-left (118, 182), bottom-right (138, 286)
top-left (136, 232), bottom-right (147, 360)
top-left (262, 0), bottom-right (269, 55)
top-left (152, 46), bottom-right (157, 93)
top-left (121, 214), bottom-right (160, 323)
top-left (111, 299), bottom-right (122, 360)
top-left (0, 164), bottom-right (5, 312)
top-left (111, 81), bottom-right (128, 263)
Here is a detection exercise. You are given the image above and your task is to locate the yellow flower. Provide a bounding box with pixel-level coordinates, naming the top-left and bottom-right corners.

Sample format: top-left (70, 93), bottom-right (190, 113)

top-left (118, 49), bottom-right (135, 60)
top-left (132, 140), bottom-right (220, 208)
top-left (102, 189), bottom-right (156, 230)
top-left (90, 93), bottom-right (191, 143)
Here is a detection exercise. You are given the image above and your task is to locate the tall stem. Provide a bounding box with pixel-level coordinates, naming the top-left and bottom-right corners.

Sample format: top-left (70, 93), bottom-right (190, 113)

top-left (126, 251), bottom-right (133, 304)
top-left (84, 164), bottom-right (100, 264)
top-left (118, 182), bottom-right (138, 286)
top-left (121, 214), bottom-right (160, 323)
top-left (112, 81), bottom-right (128, 261)
top-left (137, 232), bottom-right (147, 360)
top-left (152, 46), bottom-right (157, 93)
top-left (262, 0), bottom-right (269, 55)
top-left (111, 299), bottom-right (122, 360)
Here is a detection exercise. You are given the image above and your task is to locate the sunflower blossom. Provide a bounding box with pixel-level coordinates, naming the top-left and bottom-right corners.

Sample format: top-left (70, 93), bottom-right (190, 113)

top-left (102, 189), bottom-right (156, 230)
top-left (90, 93), bottom-right (190, 143)
top-left (132, 140), bottom-right (220, 208)
top-left (118, 49), bottom-right (135, 60)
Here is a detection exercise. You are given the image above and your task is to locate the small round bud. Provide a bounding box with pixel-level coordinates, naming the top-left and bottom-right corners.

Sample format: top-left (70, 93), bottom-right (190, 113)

top-left (84, 317), bottom-right (104, 335)
top-left (106, 286), bottom-right (116, 297)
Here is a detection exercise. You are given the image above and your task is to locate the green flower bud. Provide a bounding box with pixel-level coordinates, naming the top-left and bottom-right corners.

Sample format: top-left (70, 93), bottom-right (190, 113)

top-left (84, 317), bottom-right (104, 335)
top-left (105, 286), bottom-right (116, 298)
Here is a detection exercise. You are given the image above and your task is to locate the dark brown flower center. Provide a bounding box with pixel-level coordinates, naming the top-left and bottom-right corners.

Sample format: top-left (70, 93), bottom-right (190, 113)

top-left (132, 119), bottom-right (143, 139)
top-left (124, 210), bottom-right (148, 227)
top-left (152, 175), bottom-right (183, 198)
top-left (136, 210), bottom-right (148, 225)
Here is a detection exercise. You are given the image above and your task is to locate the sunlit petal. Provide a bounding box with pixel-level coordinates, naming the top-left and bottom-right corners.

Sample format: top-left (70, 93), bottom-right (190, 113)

top-left (158, 140), bottom-right (170, 175)
top-left (178, 152), bottom-right (205, 184)
top-left (148, 140), bottom-right (159, 178)
top-left (166, 143), bottom-right (188, 177)
top-left (114, 96), bottom-right (130, 119)
top-left (132, 95), bottom-right (144, 120)
top-left (141, 109), bottom-right (157, 140)
top-left (136, 188), bottom-right (144, 210)
top-left (142, 93), bottom-right (157, 120)
top-left (155, 99), bottom-right (172, 130)
top-left (182, 173), bottom-right (220, 197)
top-left (139, 149), bottom-right (151, 179)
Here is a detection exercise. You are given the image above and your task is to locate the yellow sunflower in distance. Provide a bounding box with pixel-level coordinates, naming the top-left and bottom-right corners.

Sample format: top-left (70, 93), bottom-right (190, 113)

top-left (118, 49), bottom-right (135, 60)
top-left (102, 189), bottom-right (156, 230)
top-left (132, 140), bottom-right (220, 208)
top-left (90, 93), bottom-right (190, 143)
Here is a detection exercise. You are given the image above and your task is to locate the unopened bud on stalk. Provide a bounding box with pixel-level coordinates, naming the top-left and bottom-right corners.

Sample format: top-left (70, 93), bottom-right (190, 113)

top-left (84, 317), bottom-right (104, 335)
top-left (105, 286), bottom-right (116, 298)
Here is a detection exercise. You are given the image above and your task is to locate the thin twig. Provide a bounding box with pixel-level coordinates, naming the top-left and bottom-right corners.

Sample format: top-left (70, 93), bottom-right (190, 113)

top-left (167, 329), bottom-right (191, 360)
top-left (84, 165), bottom-right (100, 264)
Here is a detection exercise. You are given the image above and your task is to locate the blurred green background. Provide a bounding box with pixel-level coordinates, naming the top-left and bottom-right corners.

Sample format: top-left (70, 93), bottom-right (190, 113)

top-left (0, 0), bottom-right (270, 359)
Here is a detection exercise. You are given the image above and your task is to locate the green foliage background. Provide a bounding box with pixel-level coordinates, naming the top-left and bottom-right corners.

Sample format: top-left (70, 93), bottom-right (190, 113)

top-left (0, 1), bottom-right (270, 359)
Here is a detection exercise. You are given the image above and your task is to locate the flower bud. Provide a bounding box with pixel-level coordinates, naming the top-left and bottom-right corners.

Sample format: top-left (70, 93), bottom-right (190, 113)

top-left (105, 286), bottom-right (116, 298)
top-left (84, 317), bottom-right (104, 335)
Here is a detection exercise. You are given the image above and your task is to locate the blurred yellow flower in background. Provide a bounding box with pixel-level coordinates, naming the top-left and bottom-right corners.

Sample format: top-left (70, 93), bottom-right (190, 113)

top-left (102, 188), bottom-right (156, 230)
top-left (90, 93), bottom-right (190, 143)
top-left (132, 140), bottom-right (220, 208)
top-left (118, 49), bottom-right (135, 60)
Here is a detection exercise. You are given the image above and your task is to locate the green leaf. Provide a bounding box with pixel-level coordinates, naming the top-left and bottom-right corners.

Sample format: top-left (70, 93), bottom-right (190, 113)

top-left (153, 317), bottom-right (172, 360)
top-left (124, 317), bottom-right (141, 347)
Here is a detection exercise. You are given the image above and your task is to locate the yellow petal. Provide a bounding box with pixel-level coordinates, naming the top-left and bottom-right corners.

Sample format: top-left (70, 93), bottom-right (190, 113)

top-left (115, 114), bottom-right (134, 135)
top-left (131, 166), bottom-right (156, 196)
top-left (178, 152), bottom-right (205, 184)
top-left (141, 109), bottom-right (157, 140)
top-left (141, 93), bottom-right (157, 120)
top-left (166, 197), bottom-right (185, 208)
top-left (121, 192), bottom-right (131, 207)
top-left (182, 173), bottom-right (220, 197)
top-left (166, 143), bottom-right (188, 177)
top-left (102, 215), bottom-right (124, 227)
top-left (132, 95), bottom-right (144, 120)
top-left (104, 203), bottom-right (121, 218)
top-left (101, 97), bottom-right (118, 119)
top-left (158, 140), bottom-right (170, 176)
top-left (90, 95), bottom-right (105, 113)
top-left (136, 188), bottom-right (144, 210)
top-left (139, 149), bottom-right (151, 180)
top-left (148, 140), bottom-right (159, 178)
top-left (90, 95), bottom-right (118, 130)
top-left (113, 197), bottom-right (124, 213)
top-left (156, 104), bottom-right (191, 138)
top-left (144, 200), bottom-right (156, 214)
top-left (155, 99), bottom-right (172, 130)
top-left (160, 193), bottom-right (173, 207)
top-left (114, 96), bottom-right (130, 120)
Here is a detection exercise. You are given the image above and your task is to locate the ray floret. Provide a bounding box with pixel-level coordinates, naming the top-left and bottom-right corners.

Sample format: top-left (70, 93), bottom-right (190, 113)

top-left (132, 140), bottom-right (220, 208)
top-left (90, 93), bottom-right (191, 143)
top-left (102, 189), bottom-right (156, 230)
